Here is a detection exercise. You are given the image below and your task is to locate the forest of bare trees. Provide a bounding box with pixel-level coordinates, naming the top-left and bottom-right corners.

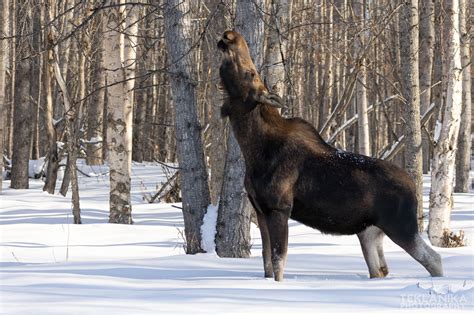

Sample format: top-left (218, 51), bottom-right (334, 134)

top-left (0, 0), bottom-right (471, 253)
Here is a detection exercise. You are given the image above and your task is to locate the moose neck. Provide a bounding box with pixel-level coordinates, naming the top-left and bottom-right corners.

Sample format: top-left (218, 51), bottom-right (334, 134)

top-left (227, 103), bottom-right (285, 165)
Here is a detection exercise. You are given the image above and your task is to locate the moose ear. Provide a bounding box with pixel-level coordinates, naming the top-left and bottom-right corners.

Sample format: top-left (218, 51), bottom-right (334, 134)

top-left (256, 91), bottom-right (284, 108)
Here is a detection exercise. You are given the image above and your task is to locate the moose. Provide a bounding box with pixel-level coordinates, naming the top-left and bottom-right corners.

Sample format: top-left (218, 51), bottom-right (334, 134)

top-left (217, 30), bottom-right (443, 282)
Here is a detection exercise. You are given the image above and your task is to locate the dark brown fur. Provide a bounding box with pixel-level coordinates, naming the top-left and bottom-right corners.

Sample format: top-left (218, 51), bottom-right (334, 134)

top-left (218, 30), bottom-right (443, 281)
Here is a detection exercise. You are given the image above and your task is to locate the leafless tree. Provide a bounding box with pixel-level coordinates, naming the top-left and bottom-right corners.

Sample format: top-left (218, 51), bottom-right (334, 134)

top-left (399, 0), bottom-right (423, 231)
top-left (10, 0), bottom-right (33, 189)
top-left (215, 0), bottom-right (266, 258)
top-left (104, 0), bottom-right (138, 224)
top-left (164, 0), bottom-right (211, 254)
top-left (454, 0), bottom-right (471, 193)
top-left (419, 0), bottom-right (435, 174)
top-left (0, 0), bottom-right (9, 193)
top-left (429, 0), bottom-right (463, 247)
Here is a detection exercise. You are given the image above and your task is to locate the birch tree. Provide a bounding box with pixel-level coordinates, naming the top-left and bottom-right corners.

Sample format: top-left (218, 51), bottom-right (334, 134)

top-left (215, 0), bottom-right (265, 258)
top-left (353, 0), bottom-right (370, 156)
top-left (454, 0), bottom-right (471, 193)
top-left (164, 0), bottom-right (211, 254)
top-left (104, 0), bottom-right (137, 224)
top-left (263, 0), bottom-right (291, 99)
top-left (399, 0), bottom-right (423, 232)
top-left (429, 0), bottom-right (463, 247)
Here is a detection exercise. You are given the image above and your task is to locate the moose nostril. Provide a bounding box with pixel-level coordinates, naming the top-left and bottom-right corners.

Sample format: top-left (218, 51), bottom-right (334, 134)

top-left (223, 33), bottom-right (228, 40)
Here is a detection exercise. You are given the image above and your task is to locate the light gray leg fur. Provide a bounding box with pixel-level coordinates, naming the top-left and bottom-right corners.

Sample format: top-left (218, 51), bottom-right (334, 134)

top-left (358, 226), bottom-right (389, 278)
top-left (399, 234), bottom-right (443, 277)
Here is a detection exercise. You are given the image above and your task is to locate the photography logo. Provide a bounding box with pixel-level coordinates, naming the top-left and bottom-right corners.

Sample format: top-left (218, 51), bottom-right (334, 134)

top-left (400, 293), bottom-right (468, 309)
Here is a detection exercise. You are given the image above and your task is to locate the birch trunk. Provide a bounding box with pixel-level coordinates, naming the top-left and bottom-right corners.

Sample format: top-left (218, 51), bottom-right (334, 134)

top-left (263, 0), bottom-right (291, 98)
top-left (11, 0), bottom-right (33, 189)
top-left (419, 0), bottom-right (435, 173)
top-left (105, 0), bottom-right (137, 224)
top-left (0, 0), bottom-right (8, 193)
top-left (354, 0), bottom-right (370, 156)
top-left (429, 0), bottom-right (463, 247)
top-left (215, 0), bottom-right (265, 258)
top-left (454, 0), bottom-right (471, 193)
top-left (164, 0), bottom-right (211, 254)
top-left (399, 0), bottom-right (423, 232)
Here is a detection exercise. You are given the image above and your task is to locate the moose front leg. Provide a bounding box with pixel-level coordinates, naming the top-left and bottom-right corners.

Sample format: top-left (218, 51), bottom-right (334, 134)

top-left (256, 211), bottom-right (273, 278)
top-left (266, 210), bottom-right (289, 281)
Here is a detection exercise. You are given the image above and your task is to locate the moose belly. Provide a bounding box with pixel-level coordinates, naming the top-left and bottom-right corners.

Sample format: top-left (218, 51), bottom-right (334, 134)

top-left (290, 198), bottom-right (373, 235)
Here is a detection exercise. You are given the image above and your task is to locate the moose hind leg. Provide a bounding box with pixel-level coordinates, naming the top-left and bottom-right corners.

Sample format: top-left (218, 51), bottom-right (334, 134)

top-left (266, 210), bottom-right (289, 281)
top-left (391, 233), bottom-right (443, 277)
top-left (376, 233), bottom-right (389, 277)
top-left (357, 226), bottom-right (388, 278)
top-left (256, 211), bottom-right (273, 278)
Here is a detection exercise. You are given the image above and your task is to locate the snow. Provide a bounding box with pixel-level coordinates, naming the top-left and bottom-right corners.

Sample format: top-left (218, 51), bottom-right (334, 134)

top-left (1, 160), bottom-right (473, 314)
top-left (434, 120), bottom-right (443, 144)
top-left (201, 203), bottom-right (218, 253)
top-left (28, 157), bottom-right (47, 178)
top-left (84, 136), bottom-right (103, 144)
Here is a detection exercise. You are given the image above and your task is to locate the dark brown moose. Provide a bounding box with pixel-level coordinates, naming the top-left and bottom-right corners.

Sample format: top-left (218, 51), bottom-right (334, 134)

top-left (217, 30), bottom-right (443, 282)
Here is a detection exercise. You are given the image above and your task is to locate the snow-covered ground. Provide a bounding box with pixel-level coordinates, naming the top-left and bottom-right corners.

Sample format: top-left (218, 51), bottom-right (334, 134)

top-left (1, 161), bottom-right (473, 314)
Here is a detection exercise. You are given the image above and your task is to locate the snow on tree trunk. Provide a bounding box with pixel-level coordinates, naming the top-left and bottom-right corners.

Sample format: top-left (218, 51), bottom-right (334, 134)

top-left (215, 0), bottom-right (265, 258)
top-left (11, 1), bottom-right (33, 190)
top-left (454, 0), bottom-right (471, 193)
top-left (399, 0), bottom-right (423, 232)
top-left (429, 0), bottom-right (463, 247)
top-left (163, 0), bottom-right (211, 254)
top-left (104, 0), bottom-right (137, 224)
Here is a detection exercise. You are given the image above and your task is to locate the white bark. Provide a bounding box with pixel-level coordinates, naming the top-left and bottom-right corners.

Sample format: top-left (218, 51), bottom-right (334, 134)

top-left (104, 0), bottom-right (137, 224)
top-left (429, 0), bottom-right (463, 247)
top-left (354, 0), bottom-right (370, 156)
top-left (263, 0), bottom-right (291, 98)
